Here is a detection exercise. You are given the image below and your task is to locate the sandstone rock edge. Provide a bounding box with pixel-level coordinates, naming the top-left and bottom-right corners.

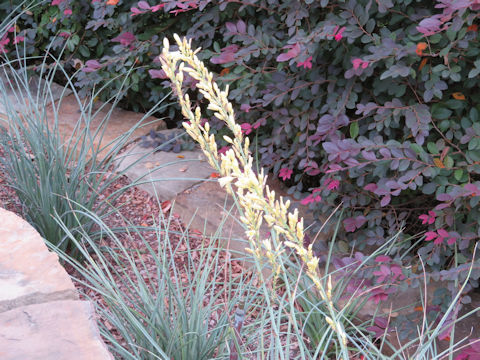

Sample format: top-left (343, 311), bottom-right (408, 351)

top-left (0, 208), bottom-right (112, 360)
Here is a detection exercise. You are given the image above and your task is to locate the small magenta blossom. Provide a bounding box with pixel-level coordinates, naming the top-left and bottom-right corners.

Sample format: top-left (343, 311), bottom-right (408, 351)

top-left (301, 188), bottom-right (322, 205)
top-left (425, 229), bottom-right (456, 245)
top-left (253, 118), bottom-right (266, 129)
top-left (419, 210), bottom-right (436, 225)
top-left (13, 35), bottom-right (24, 44)
top-left (352, 58), bottom-right (369, 70)
top-left (218, 146), bottom-right (229, 155)
top-left (326, 26), bottom-right (346, 41)
top-left (324, 179), bottom-right (340, 190)
top-left (240, 123), bottom-right (252, 135)
top-left (0, 35), bottom-right (10, 54)
top-left (297, 56), bottom-right (313, 69)
top-left (64, 8), bottom-right (72, 15)
top-left (334, 26), bottom-right (346, 41)
top-left (279, 167), bottom-right (293, 181)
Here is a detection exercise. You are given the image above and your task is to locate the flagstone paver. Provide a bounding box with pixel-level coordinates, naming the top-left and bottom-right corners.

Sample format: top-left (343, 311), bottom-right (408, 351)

top-left (0, 72), bottom-right (71, 115)
top-left (115, 130), bottom-right (214, 199)
top-left (0, 208), bottom-right (112, 360)
top-left (0, 300), bottom-right (112, 360)
top-left (0, 208), bottom-right (77, 312)
top-left (45, 94), bottom-right (167, 160)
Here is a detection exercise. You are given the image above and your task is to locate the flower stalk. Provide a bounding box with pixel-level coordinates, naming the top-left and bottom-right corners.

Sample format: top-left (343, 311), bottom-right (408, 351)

top-left (159, 34), bottom-right (348, 355)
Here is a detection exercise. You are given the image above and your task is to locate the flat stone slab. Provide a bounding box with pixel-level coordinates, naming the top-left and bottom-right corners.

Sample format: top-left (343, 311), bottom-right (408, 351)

top-left (0, 208), bottom-right (77, 312)
top-left (173, 176), bottom-right (325, 259)
top-left (174, 180), bottom-right (253, 257)
top-left (45, 94), bottom-right (166, 161)
top-left (116, 132), bottom-right (214, 200)
top-left (0, 72), bottom-right (71, 115)
top-left (0, 208), bottom-right (112, 359)
top-left (0, 300), bottom-right (112, 360)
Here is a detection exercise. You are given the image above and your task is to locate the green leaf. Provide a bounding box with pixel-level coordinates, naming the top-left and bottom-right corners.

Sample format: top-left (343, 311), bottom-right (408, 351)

top-left (469, 138), bottom-right (480, 151)
top-left (431, 105), bottom-right (452, 120)
top-left (454, 169), bottom-right (463, 181)
top-left (427, 142), bottom-right (439, 154)
top-left (350, 122), bottom-right (359, 139)
top-left (78, 45), bottom-right (90, 57)
top-left (471, 108), bottom-right (479, 122)
top-left (410, 143), bottom-right (423, 154)
top-left (444, 155), bottom-right (454, 169)
top-left (469, 68), bottom-right (480, 78)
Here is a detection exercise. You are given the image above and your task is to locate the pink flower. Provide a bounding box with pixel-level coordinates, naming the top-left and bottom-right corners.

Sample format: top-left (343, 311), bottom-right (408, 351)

top-left (425, 231), bottom-right (438, 242)
top-left (279, 167), bottom-right (293, 181)
top-left (419, 210), bottom-right (436, 225)
top-left (352, 58), bottom-right (369, 70)
top-left (0, 34), bottom-right (10, 53)
top-left (424, 229), bottom-right (454, 245)
top-left (253, 118), bottom-right (266, 129)
top-left (240, 123), bottom-right (252, 135)
top-left (326, 25), bottom-right (346, 41)
top-left (51, 0), bottom-right (66, 5)
top-left (327, 179), bottom-right (340, 190)
top-left (334, 26), bottom-right (346, 41)
top-left (64, 8), bottom-right (72, 16)
top-left (58, 32), bottom-right (71, 38)
top-left (13, 35), bottom-right (24, 44)
top-left (218, 146), bottom-right (229, 155)
top-left (297, 56), bottom-right (313, 69)
top-left (301, 190), bottom-right (322, 205)
top-left (151, 3), bottom-right (165, 11)
top-left (447, 237), bottom-right (456, 245)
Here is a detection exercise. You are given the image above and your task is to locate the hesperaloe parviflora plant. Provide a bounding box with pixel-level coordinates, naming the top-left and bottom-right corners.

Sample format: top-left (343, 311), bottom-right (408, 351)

top-left (159, 34), bottom-right (349, 358)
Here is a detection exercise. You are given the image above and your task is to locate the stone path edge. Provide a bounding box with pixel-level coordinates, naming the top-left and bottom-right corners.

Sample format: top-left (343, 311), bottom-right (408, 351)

top-left (0, 208), bottom-right (112, 360)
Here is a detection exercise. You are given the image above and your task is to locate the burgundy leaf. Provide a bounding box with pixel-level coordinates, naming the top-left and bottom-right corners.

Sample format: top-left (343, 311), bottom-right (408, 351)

top-left (276, 43), bottom-right (301, 62)
top-left (138, 1), bottom-right (151, 9)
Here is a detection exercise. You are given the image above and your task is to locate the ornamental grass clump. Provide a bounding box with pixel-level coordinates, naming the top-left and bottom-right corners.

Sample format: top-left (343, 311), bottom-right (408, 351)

top-left (0, 45), bottom-right (167, 260)
top-left (52, 200), bottom-right (258, 360)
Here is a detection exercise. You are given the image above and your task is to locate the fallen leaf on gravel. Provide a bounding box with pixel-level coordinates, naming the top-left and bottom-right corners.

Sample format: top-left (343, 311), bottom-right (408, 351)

top-left (161, 200), bottom-right (172, 213)
top-left (177, 155), bottom-right (185, 158)
top-left (179, 166), bottom-right (188, 172)
top-left (145, 162), bottom-right (154, 169)
top-left (191, 229), bottom-right (202, 235)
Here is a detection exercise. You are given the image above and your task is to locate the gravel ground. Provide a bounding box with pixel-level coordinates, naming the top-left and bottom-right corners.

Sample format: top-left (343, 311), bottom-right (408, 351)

top-left (0, 144), bottom-right (257, 358)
